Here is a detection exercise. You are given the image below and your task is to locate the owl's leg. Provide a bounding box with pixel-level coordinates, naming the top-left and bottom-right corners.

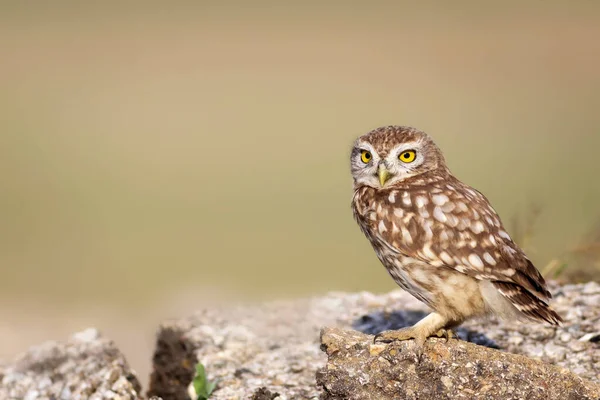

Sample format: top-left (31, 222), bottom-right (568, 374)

top-left (374, 312), bottom-right (453, 347)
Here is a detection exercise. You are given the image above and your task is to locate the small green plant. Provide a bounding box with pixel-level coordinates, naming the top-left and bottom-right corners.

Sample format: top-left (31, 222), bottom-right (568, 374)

top-left (192, 362), bottom-right (218, 400)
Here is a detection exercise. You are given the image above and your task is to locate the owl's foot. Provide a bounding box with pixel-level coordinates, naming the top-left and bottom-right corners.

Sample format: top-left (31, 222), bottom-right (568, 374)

top-left (373, 327), bottom-right (454, 345)
top-left (433, 328), bottom-right (456, 342)
top-left (373, 312), bottom-right (458, 362)
top-left (373, 327), bottom-right (427, 361)
top-left (374, 327), bottom-right (427, 347)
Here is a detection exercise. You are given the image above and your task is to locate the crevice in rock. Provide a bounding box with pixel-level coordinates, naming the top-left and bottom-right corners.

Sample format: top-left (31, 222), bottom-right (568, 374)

top-left (147, 327), bottom-right (198, 400)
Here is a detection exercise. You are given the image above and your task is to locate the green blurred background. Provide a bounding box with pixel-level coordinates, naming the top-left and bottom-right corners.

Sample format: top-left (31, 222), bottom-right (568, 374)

top-left (1, 1), bottom-right (599, 382)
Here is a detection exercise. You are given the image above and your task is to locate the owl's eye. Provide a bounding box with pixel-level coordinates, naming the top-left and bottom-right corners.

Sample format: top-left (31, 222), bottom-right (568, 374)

top-left (399, 150), bottom-right (417, 163)
top-left (360, 150), bottom-right (372, 164)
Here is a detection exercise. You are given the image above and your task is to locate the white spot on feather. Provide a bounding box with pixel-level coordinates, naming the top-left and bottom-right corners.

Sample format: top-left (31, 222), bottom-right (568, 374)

top-left (423, 244), bottom-right (436, 260)
top-left (440, 231), bottom-right (449, 242)
top-left (446, 215), bottom-right (459, 228)
top-left (442, 202), bottom-right (456, 213)
top-left (378, 220), bottom-right (387, 233)
top-left (432, 194), bottom-right (449, 206)
top-left (499, 231), bottom-right (511, 240)
top-left (415, 196), bottom-right (428, 208)
top-left (483, 252), bottom-right (497, 265)
top-left (468, 254), bottom-right (484, 269)
top-left (388, 192), bottom-right (396, 203)
top-left (470, 221), bottom-right (485, 234)
top-left (457, 218), bottom-right (470, 230)
top-left (440, 252), bottom-right (454, 265)
top-left (401, 227), bottom-right (413, 245)
top-left (455, 265), bottom-right (467, 273)
top-left (402, 192), bottom-right (412, 206)
top-left (423, 220), bottom-right (434, 240)
top-left (466, 188), bottom-right (479, 198)
top-left (433, 207), bottom-right (447, 223)
top-left (457, 202), bottom-right (469, 212)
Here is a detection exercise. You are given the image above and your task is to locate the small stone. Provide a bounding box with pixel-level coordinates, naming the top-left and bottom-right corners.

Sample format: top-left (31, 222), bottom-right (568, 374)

top-left (369, 344), bottom-right (386, 356)
top-left (528, 344), bottom-right (545, 359)
top-left (579, 333), bottom-right (600, 343)
top-left (544, 343), bottom-right (568, 361)
top-left (582, 282), bottom-right (600, 295)
top-left (24, 390), bottom-right (39, 400)
top-left (507, 336), bottom-right (524, 346)
top-left (60, 386), bottom-right (72, 400)
top-left (559, 333), bottom-right (572, 343)
top-left (72, 328), bottom-right (100, 343)
top-left (105, 368), bottom-right (119, 385)
top-left (568, 340), bottom-right (588, 353)
top-left (441, 376), bottom-right (453, 389)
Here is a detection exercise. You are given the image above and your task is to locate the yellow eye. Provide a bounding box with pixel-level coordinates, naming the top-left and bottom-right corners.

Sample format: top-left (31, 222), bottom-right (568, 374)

top-left (399, 150), bottom-right (417, 163)
top-left (360, 150), bottom-right (372, 163)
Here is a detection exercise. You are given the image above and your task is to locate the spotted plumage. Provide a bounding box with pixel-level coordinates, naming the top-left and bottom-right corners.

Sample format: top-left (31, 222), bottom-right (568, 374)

top-left (350, 126), bottom-right (561, 345)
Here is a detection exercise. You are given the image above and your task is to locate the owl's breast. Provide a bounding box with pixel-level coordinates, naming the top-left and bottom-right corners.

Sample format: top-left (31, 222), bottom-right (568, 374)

top-left (352, 186), bottom-right (413, 252)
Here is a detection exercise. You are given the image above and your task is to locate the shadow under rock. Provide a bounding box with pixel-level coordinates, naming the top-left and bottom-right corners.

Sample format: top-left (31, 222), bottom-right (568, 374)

top-left (352, 309), bottom-right (500, 349)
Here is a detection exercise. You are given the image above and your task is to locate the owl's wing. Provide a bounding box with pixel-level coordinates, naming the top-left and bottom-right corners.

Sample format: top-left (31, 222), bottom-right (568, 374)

top-left (371, 181), bottom-right (552, 303)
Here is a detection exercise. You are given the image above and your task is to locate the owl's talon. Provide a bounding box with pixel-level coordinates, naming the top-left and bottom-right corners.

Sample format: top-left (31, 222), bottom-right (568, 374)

top-left (433, 328), bottom-right (456, 342)
top-left (414, 345), bottom-right (424, 363)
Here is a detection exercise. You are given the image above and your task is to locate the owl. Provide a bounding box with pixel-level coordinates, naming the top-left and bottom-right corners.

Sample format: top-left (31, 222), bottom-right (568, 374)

top-left (350, 125), bottom-right (561, 347)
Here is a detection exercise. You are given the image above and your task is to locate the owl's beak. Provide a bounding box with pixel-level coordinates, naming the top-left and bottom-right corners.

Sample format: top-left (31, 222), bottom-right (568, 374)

top-left (377, 164), bottom-right (392, 187)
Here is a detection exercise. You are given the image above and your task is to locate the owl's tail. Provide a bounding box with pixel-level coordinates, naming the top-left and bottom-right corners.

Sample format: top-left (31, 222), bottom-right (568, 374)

top-left (493, 281), bottom-right (563, 326)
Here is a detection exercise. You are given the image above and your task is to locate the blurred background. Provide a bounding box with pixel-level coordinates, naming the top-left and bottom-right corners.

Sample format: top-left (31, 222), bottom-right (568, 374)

top-left (1, 0), bottom-right (599, 384)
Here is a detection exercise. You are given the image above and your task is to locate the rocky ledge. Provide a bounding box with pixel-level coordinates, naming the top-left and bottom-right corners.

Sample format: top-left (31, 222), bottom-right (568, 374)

top-left (318, 327), bottom-right (600, 400)
top-left (1, 282), bottom-right (599, 399)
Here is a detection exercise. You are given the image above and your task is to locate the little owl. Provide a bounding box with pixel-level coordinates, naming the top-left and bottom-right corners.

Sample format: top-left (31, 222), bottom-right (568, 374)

top-left (350, 125), bottom-right (561, 347)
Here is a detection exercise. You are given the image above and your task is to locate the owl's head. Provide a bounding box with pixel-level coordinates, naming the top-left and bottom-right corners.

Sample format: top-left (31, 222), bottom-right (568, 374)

top-left (350, 125), bottom-right (448, 189)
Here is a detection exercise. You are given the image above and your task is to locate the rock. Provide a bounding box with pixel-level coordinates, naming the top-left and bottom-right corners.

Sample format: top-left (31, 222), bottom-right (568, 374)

top-left (316, 327), bottom-right (600, 400)
top-left (250, 387), bottom-right (281, 399)
top-left (580, 332), bottom-right (600, 343)
top-left (0, 328), bottom-right (143, 400)
top-left (146, 283), bottom-right (599, 399)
